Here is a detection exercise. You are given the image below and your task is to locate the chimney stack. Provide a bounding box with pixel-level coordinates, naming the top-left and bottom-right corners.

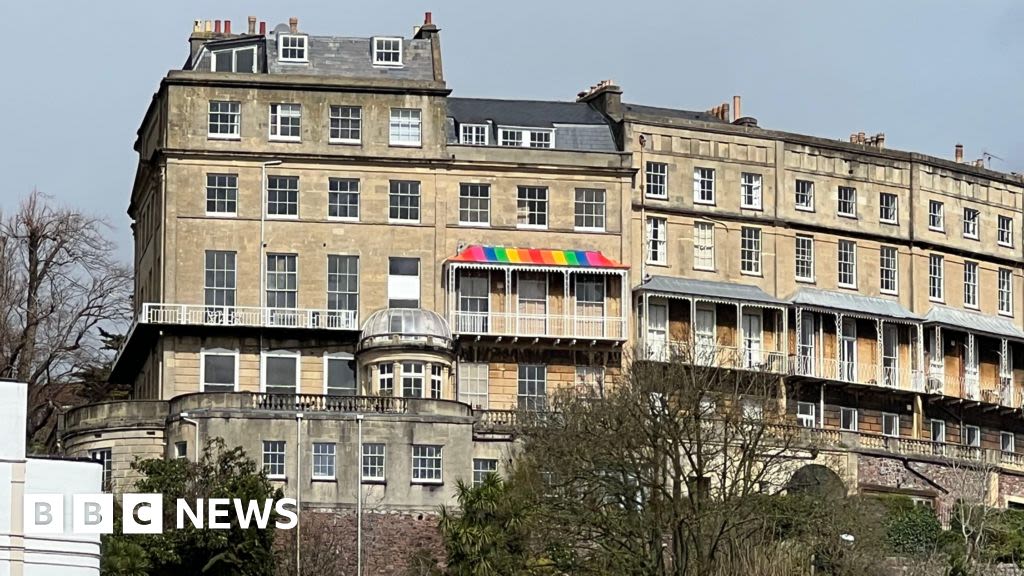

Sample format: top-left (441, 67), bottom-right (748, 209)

top-left (955, 144), bottom-right (964, 163)
top-left (577, 79), bottom-right (624, 121)
top-left (289, 17), bottom-right (298, 33)
top-left (259, 21), bottom-right (267, 35)
top-left (732, 95), bottom-right (741, 122)
top-left (414, 11), bottom-right (440, 39)
top-left (248, 16), bottom-right (257, 35)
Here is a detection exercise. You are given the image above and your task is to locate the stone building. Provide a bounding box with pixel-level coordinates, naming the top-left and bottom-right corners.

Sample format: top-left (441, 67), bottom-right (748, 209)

top-left (60, 12), bottom-right (1024, 567)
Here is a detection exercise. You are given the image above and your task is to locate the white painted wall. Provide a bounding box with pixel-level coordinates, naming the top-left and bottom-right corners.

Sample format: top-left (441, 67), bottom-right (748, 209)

top-left (0, 381), bottom-right (101, 576)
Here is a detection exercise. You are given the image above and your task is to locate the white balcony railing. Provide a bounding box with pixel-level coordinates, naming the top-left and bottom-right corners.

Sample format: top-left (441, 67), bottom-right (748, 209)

top-left (451, 311), bottom-right (626, 340)
top-left (790, 356), bottom-right (904, 389)
top-left (142, 303), bottom-right (359, 331)
top-left (644, 342), bottom-right (787, 374)
top-left (958, 373), bottom-right (981, 400)
top-left (1000, 376), bottom-right (1016, 407)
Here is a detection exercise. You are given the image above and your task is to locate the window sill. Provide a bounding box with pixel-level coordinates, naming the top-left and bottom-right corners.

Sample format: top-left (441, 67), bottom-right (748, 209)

top-left (795, 206), bottom-right (815, 213)
top-left (740, 271), bottom-right (763, 278)
top-left (741, 205), bottom-right (763, 211)
top-left (267, 475), bottom-right (287, 481)
top-left (372, 62), bottom-right (405, 68)
top-left (880, 219), bottom-right (898, 225)
top-left (278, 59), bottom-right (310, 64)
top-left (693, 266), bottom-right (716, 273)
top-left (459, 222), bottom-right (491, 228)
top-left (998, 242), bottom-right (1014, 248)
top-left (837, 213), bottom-right (858, 220)
top-left (574, 227), bottom-right (606, 233)
top-left (963, 235), bottom-right (979, 241)
top-left (208, 134), bottom-right (241, 141)
top-left (328, 139), bottom-right (362, 146)
top-left (646, 261), bottom-right (668, 267)
top-left (361, 479), bottom-right (386, 485)
top-left (929, 297), bottom-right (945, 304)
top-left (928, 226), bottom-right (945, 233)
top-left (516, 224), bottom-right (548, 230)
top-left (412, 480), bottom-right (444, 486)
top-left (269, 137), bottom-right (302, 143)
top-left (389, 142), bottom-right (423, 148)
top-left (999, 311), bottom-right (1015, 318)
top-left (964, 304), bottom-right (980, 311)
top-left (312, 477), bottom-right (336, 483)
top-left (694, 200), bottom-right (716, 207)
top-left (327, 216), bottom-right (360, 223)
top-left (837, 284), bottom-right (858, 290)
top-left (388, 219), bottom-right (422, 225)
top-left (205, 212), bottom-right (238, 218)
top-left (644, 194), bottom-right (668, 201)
top-left (879, 289), bottom-right (899, 297)
top-left (795, 277), bottom-right (816, 284)
top-left (266, 214), bottom-right (299, 220)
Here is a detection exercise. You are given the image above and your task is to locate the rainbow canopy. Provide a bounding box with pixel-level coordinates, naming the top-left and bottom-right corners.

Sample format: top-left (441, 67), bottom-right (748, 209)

top-left (450, 245), bottom-right (627, 269)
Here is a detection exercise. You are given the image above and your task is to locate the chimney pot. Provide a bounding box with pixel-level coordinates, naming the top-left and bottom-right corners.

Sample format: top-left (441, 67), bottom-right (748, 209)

top-left (858, 131), bottom-right (866, 144)
top-left (425, 11), bottom-right (433, 25)
top-left (205, 20), bottom-right (212, 33)
top-left (193, 20), bottom-right (202, 33)
top-left (955, 143), bottom-right (964, 163)
top-left (732, 95), bottom-right (741, 122)
top-left (289, 17), bottom-right (298, 34)
top-left (259, 21), bottom-right (267, 35)
top-left (214, 20), bottom-right (221, 34)
top-left (876, 133), bottom-right (885, 149)
top-left (225, 20), bottom-right (231, 34)
top-left (248, 16), bottom-right (257, 35)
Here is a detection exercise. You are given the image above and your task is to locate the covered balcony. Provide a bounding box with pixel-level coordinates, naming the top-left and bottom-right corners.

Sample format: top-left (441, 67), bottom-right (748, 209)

top-left (924, 306), bottom-right (1024, 408)
top-left (636, 277), bottom-right (788, 373)
top-left (789, 289), bottom-right (923, 391)
top-left (445, 245), bottom-right (629, 343)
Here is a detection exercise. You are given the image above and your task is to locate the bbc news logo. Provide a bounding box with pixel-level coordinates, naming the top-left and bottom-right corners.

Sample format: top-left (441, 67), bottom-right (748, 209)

top-left (24, 494), bottom-right (298, 534)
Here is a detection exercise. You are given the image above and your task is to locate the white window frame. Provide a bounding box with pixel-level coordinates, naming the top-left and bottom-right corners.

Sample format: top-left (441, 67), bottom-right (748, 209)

top-left (740, 226), bottom-right (762, 276)
top-left (878, 245), bottom-right (899, 295)
top-left (260, 350), bottom-right (301, 394)
top-left (1002, 431), bottom-right (1016, 453)
top-left (388, 180), bottom-right (421, 224)
top-left (645, 162), bottom-right (668, 199)
top-left (930, 419), bottom-right (946, 443)
top-left (928, 200), bottom-right (944, 232)
top-left (458, 363), bottom-right (489, 409)
top-left (411, 445), bottom-right (443, 484)
top-left (964, 260), bottom-right (979, 309)
top-left (879, 192), bottom-right (898, 224)
top-left (278, 34), bottom-right (308, 62)
top-left (459, 124), bottom-right (488, 145)
top-left (963, 208), bottom-right (980, 240)
top-left (517, 364), bottom-right (547, 411)
top-left (212, 45), bottom-right (257, 73)
top-left (269, 103), bottom-right (302, 142)
top-left (205, 173), bottom-right (238, 216)
top-left (262, 440), bottom-right (287, 480)
top-left (265, 253), bottom-right (298, 309)
top-left (327, 178), bottom-right (360, 221)
top-left (323, 352), bottom-right (357, 396)
top-left (311, 442), bottom-right (336, 481)
top-left (837, 186), bottom-right (857, 218)
top-left (401, 361), bottom-right (425, 398)
top-left (430, 364), bottom-right (443, 399)
top-left (575, 365), bottom-right (605, 397)
top-left (574, 188), bottom-right (606, 232)
top-left (795, 179), bottom-right (814, 211)
top-left (797, 402), bottom-right (816, 428)
top-left (740, 173), bottom-right (762, 210)
top-left (389, 108), bottom-right (422, 147)
top-left (693, 221), bottom-right (715, 271)
top-left (174, 442), bottom-right (188, 460)
top-left (693, 167), bottom-right (715, 205)
top-left (498, 126), bottom-right (555, 148)
top-left (929, 254), bottom-right (944, 302)
top-left (266, 175), bottom-right (299, 219)
top-left (361, 443), bottom-right (386, 482)
top-left (328, 105), bottom-right (361, 144)
top-left (200, 348), bottom-right (239, 392)
top-left (999, 268), bottom-right (1014, 316)
top-left (839, 407), bottom-right (858, 432)
top-left (516, 186), bottom-right (548, 229)
top-left (472, 458), bottom-right (499, 486)
top-left (372, 37), bottom-right (403, 66)
top-left (882, 412), bottom-right (900, 438)
top-left (377, 362), bottom-right (395, 395)
top-left (646, 217), bottom-right (667, 266)
top-left (837, 240), bottom-right (857, 289)
top-left (963, 425), bottom-right (981, 448)
top-left (459, 183), bottom-right (491, 227)
top-left (207, 101), bottom-right (241, 140)
top-left (999, 215), bottom-right (1014, 247)
top-left (795, 235), bottom-right (814, 283)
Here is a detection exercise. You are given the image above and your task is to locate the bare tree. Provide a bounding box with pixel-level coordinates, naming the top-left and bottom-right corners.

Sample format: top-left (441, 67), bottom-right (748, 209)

top-left (0, 190), bottom-right (132, 445)
top-left (517, 345), bottom-right (825, 576)
top-left (945, 456), bottom-right (1001, 571)
top-left (275, 512), bottom-right (355, 576)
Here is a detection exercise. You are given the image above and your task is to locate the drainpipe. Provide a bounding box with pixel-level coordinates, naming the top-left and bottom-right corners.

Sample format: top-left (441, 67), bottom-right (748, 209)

top-left (295, 412), bottom-right (303, 576)
top-left (179, 412), bottom-right (200, 462)
top-left (356, 414), bottom-right (364, 576)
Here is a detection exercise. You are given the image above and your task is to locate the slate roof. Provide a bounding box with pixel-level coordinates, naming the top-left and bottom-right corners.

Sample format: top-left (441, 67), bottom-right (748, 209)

top-left (623, 103), bottom-right (725, 123)
top-left (266, 36), bottom-right (435, 80)
top-left (790, 288), bottom-right (919, 321)
top-left (638, 276), bottom-right (787, 306)
top-left (446, 97), bottom-right (618, 152)
top-left (924, 305), bottom-right (1024, 341)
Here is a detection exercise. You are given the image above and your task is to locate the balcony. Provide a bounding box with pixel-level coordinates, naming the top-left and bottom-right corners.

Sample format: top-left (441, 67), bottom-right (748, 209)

top-left (141, 303), bottom-right (359, 331)
top-left (789, 355), bottom-right (914, 390)
top-left (451, 311), bottom-right (627, 340)
top-left (646, 342), bottom-right (787, 374)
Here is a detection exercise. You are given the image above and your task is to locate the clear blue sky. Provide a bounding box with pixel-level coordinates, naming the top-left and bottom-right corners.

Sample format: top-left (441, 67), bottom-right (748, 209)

top-left (2, 0), bottom-right (1022, 259)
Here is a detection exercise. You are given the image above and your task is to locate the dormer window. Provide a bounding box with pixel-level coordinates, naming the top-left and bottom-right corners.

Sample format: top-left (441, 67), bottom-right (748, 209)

top-left (278, 34), bottom-right (308, 62)
top-left (212, 46), bottom-right (256, 73)
top-left (373, 37), bottom-right (403, 66)
top-left (459, 124), bottom-right (488, 145)
top-left (499, 127), bottom-right (555, 149)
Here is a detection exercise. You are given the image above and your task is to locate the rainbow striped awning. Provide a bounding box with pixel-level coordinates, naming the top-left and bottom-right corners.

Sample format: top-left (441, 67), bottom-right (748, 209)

top-left (449, 245), bottom-right (627, 269)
